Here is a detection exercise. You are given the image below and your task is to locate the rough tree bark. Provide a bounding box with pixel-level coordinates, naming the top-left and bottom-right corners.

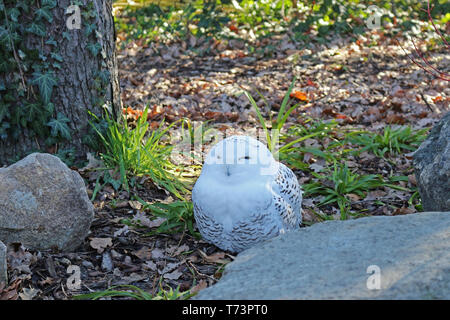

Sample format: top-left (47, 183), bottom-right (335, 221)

top-left (0, 0), bottom-right (120, 165)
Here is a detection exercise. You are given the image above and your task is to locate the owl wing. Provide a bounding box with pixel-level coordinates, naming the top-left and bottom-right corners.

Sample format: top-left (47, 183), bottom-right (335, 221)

top-left (229, 209), bottom-right (281, 252)
top-left (272, 162), bottom-right (302, 229)
top-left (192, 192), bottom-right (224, 245)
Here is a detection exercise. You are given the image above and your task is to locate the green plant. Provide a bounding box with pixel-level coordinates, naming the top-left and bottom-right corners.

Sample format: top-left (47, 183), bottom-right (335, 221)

top-left (230, 0), bottom-right (289, 38)
top-left (73, 285), bottom-right (153, 300)
top-left (114, 3), bottom-right (184, 44)
top-left (178, 118), bottom-right (218, 166)
top-left (89, 106), bottom-right (189, 198)
top-left (184, 0), bottom-right (230, 38)
top-left (347, 126), bottom-right (428, 158)
top-left (304, 162), bottom-right (384, 220)
top-left (0, 0), bottom-right (72, 143)
top-left (278, 118), bottom-right (350, 169)
top-left (73, 283), bottom-right (193, 300)
top-left (244, 77), bottom-right (324, 156)
top-left (152, 281), bottom-right (195, 300)
top-left (0, 0), bottom-right (111, 153)
top-left (136, 196), bottom-right (199, 237)
top-left (113, 0), bottom-right (449, 49)
top-left (55, 147), bottom-right (76, 166)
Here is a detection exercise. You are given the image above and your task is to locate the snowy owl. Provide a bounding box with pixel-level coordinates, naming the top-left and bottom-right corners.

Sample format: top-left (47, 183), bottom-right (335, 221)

top-left (192, 135), bottom-right (302, 253)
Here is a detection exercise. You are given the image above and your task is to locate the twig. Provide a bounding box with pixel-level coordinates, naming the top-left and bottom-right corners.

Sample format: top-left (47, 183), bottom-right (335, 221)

top-left (396, 39), bottom-right (450, 81)
top-left (411, 38), bottom-right (449, 77)
top-left (2, 5), bottom-right (27, 89)
top-left (186, 259), bottom-right (217, 283)
top-left (420, 92), bottom-right (435, 113)
top-left (398, 0), bottom-right (449, 81)
top-left (421, 0), bottom-right (449, 48)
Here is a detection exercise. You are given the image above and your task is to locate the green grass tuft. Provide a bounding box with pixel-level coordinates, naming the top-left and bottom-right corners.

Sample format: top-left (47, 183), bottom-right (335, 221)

top-left (73, 283), bottom-right (194, 300)
top-left (303, 162), bottom-right (384, 220)
top-left (346, 126), bottom-right (428, 158)
top-left (89, 107), bottom-right (190, 199)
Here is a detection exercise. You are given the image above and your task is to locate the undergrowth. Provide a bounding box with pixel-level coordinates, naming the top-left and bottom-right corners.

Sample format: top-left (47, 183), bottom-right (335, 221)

top-left (113, 0), bottom-right (450, 49)
top-left (73, 283), bottom-right (194, 300)
top-left (247, 77), bottom-right (427, 220)
top-left (89, 107), bottom-right (190, 199)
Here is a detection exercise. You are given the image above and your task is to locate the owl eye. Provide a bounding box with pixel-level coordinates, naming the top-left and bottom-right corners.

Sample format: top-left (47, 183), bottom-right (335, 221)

top-left (244, 156), bottom-right (250, 159)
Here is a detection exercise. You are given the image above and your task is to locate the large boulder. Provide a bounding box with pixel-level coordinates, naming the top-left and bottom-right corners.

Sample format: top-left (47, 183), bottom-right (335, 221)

top-left (195, 212), bottom-right (450, 299)
top-left (0, 153), bottom-right (94, 252)
top-left (413, 112), bottom-right (450, 211)
top-left (0, 241), bottom-right (6, 285)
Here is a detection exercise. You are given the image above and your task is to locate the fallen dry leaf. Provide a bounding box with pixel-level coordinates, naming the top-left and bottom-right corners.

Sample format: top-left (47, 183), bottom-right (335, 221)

top-left (132, 247), bottom-right (152, 261)
top-left (167, 244), bottom-right (190, 256)
top-left (190, 280), bottom-right (208, 294)
top-left (19, 287), bottom-right (40, 300)
top-left (394, 207), bottom-right (416, 215)
top-left (198, 250), bottom-right (230, 264)
top-left (90, 238), bottom-right (113, 253)
top-left (290, 90), bottom-right (308, 101)
top-left (132, 211), bottom-right (167, 229)
top-left (128, 200), bottom-right (143, 210)
top-left (163, 269), bottom-right (183, 280)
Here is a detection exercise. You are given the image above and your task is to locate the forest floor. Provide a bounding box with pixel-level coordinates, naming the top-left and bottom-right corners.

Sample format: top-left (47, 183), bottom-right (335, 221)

top-left (2, 8), bottom-right (449, 300)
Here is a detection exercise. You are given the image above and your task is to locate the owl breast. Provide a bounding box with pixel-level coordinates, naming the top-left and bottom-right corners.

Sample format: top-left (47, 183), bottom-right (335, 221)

top-left (192, 163), bottom-right (302, 253)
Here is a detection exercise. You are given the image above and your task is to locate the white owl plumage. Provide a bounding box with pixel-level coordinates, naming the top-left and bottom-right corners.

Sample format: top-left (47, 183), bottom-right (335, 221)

top-left (192, 135), bottom-right (302, 253)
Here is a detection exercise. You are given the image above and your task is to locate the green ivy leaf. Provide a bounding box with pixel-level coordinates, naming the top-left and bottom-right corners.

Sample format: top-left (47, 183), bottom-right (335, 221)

top-left (84, 23), bottom-right (97, 36)
top-left (50, 52), bottom-right (63, 62)
top-left (27, 22), bottom-right (46, 37)
top-left (18, 49), bottom-right (26, 59)
top-left (0, 121), bottom-right (10, 140)
top-left (0, 27), bottom-right (20, 49)
top-left (9, 8), bottom-right (20, 22)
top-left (97, 70), bottom-right (110, 84)
top-left (42, 0), bottom-right (57, 9)
top-left (62, 31), bottom-right (71, 41)
top-left (35, 7), bottom-right (53, 23)
top-left (24, 103), bottom-right (42, 122)
top-left (87, 43), bottom-right (101, 57)
top-left (0, 26), bottom-right (9, 46)
top-left (45, 38), bottom-right (57, 46)
top-left (47, 112), bottom-right (71, 140)
top-left (16, 2), bottom-right (29, 13)
top-left (0, 102), bottom-right (9, 123)
top-left (45, 102), bottom-right (54, 114)
top-left (31, 71), bottom-right (58, 104)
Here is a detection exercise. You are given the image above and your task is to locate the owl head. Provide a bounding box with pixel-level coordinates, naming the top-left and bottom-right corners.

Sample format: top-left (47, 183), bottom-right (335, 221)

top-left (202, 135), bottom-right (278, 181)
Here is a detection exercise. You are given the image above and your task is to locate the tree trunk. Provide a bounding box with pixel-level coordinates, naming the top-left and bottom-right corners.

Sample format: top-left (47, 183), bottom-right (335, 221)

top-left (0, 0), bottom-right (120, 165)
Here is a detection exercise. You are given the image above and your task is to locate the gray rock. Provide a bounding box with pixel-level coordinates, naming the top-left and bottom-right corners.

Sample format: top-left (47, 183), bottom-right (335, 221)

top-left (0, 241), bottom-right (6, 285)
top-left (413, 112), bottom-right (450, 211)
top-left (101, 252), bottom-right (114, 272)
top-left (0, 153), bottom-right (94, 252)
top-left (195, 212), bottom-right (450, 300)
